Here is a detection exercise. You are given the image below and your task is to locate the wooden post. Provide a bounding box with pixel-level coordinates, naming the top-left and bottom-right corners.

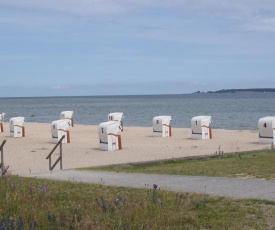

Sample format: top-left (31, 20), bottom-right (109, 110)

top-left (46, 135), bottom-right (65, 171)
top-left (67, 131), bottom-right (70, 143)
top-left (209, 127), bottom-right (212, 139)
top-left (49, 155), bottom-right (51, 171)
top-left (1, 140), bottom-right (7, 176)
top-left (1, 145), bottom-right (3, 176)
top-left (118, 135), bottom-right (122, 150)
top-left (22, 126), bottom-right (25, 137)
top-left (0, 123), bottom-right (3, 132)
top-left (169, 126), bottom-right (172, 137)
top-left (60, 141), bottom-right (63, 169)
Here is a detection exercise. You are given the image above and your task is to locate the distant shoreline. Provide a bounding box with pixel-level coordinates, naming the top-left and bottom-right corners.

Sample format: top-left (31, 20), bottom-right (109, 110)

top-left (195, 88), bottom-right (275, 94)
top-left (1, 89), bottom-right (275, 99)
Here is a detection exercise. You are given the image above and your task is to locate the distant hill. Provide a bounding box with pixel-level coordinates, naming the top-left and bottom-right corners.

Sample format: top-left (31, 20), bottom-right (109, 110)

top-left (206, 88), bottom-right (275, 93)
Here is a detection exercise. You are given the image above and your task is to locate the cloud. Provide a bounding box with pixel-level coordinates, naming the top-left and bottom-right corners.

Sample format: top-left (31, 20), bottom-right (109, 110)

top-left (1, 0), bottom-right (275, 37)
top-left (1, 77), bottom-right (275, 97)
top-left (0, 55), bottom-right (38, 61)
top-left (1, 0), bottom-right (275, 19)
top-left (0, 0), bottom-right (128, 16)
top-left (50, 85), bottom-right (73, 90)
top-left (48, 80), bottom-right (203, 91)
top-left (240, 17), bottom-right (275, 32)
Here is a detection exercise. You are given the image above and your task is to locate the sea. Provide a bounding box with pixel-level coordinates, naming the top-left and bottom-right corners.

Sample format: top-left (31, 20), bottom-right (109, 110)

top-left (1, 93), bottom-right (275, 130)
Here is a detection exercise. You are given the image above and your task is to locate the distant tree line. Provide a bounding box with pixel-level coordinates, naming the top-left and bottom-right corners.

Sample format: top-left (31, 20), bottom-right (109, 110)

top-left (206, 88), bottom-right (275, 93)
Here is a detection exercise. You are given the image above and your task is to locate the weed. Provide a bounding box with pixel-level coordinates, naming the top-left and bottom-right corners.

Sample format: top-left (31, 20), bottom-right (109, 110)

top-left (214, 145), bottom-right (224, 154)
top-left (152, 184), bottom-right (158, 204)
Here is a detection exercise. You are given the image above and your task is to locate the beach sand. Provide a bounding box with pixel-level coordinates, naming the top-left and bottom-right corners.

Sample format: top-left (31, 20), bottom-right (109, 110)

top-left (0, 122), bottom-right (272, 175)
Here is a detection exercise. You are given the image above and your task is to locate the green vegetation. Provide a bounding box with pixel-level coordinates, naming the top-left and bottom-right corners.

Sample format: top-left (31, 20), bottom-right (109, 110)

top-left (2, 150), bottom-right (275, 228)
top-left (83, 150), bottom-right (275, 179)
top-left (207, 88), bottom-right (275, 93)
top-left (1, 175), bottom-right (274, 229)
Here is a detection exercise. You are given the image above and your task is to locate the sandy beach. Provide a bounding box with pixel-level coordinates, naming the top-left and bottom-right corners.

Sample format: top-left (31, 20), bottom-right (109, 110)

top-left (0, 122), bottom-right (272, 175)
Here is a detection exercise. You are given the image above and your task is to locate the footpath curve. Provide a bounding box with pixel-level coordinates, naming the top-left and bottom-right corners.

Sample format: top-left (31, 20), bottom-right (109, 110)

top-left (21, 170), bottom-right (275, 201)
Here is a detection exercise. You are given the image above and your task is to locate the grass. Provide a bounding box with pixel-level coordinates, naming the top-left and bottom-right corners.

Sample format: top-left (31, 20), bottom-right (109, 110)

top-left (81, 150), bottom-right (275, 179)
top-left (2, 149), bottom-right (275, 229)
top-left (1, 174), bottom-right (275, 229)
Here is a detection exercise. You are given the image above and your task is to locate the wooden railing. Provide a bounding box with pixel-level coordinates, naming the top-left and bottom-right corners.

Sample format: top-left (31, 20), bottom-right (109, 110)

top-left (46, 135), bottom-right (65, 171)
top-left (0, 140), bottom-right (7, 176)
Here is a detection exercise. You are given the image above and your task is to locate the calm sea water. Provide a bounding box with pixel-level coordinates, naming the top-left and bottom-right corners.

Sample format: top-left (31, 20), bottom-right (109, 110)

top-left (1, 93), bottom-right (275, 130)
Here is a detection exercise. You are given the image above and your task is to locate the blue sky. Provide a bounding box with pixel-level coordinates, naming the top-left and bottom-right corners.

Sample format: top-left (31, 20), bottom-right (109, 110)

top-left (0, 0), bottom-right (275, 97)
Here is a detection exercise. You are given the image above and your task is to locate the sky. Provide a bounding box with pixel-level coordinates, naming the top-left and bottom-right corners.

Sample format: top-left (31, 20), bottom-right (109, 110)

top-left (0, 0), bottom-right (275, 97)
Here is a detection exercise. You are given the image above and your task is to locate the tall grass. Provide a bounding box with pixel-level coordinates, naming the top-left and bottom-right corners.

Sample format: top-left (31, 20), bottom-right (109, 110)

top-left (0, 173), bottom-right (273, 229)
top-left (84, 150), bottom-right (275, 179)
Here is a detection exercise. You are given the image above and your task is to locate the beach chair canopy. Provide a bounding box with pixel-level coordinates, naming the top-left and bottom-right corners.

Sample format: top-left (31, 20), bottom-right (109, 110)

top-left (60, 111), bottom-right (73, 119)
top-left (108, 112), bottom-right (124, 122)
top-left (98, 121), bottom-right (121, 143)
top-left (51, 119), bottom-right (70, 131)
top-left (153, 116), bottom-right (171, 132)
top-left (191, 116), bottom-right (211, 134)
top-left (258, 116), bottom-right (275, 138)
top-left (9, 117), bottom-right (26, 126)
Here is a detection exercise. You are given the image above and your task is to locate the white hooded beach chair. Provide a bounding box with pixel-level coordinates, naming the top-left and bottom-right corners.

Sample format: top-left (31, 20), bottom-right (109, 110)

top-left (9, 117), bottom-right (26, 137)
top-left (258, 116), bottom-right (275, 144)
top-left (60, 111), bottom-right (74, 127)
top-left (152, 116), bottom-right (172, 137)
top-left (191, 116), bottom-right (212, 140)
top-left (108, 112), bottom-right (124, 131)
top-left (98, 121), bottom-right (122, 151)
top-left (0, 113), bottom-right (5, 133)
top-left (51, 120), bottom-right (71, 144)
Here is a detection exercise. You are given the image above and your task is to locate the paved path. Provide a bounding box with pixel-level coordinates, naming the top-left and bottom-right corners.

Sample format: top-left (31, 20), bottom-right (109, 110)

top-left (21, 170), bottom-right (275, 201)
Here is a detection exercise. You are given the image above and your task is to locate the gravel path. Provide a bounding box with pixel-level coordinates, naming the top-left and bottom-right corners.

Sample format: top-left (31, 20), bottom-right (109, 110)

top-left (21, 170), bottom-right (275, 201)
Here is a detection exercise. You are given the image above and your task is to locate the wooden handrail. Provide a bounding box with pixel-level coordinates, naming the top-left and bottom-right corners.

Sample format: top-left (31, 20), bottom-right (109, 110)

top-left (0, 140), bottom-right (6, 149)
top-left (0, 140), bottom-right (7, 176)
top-left (46, 135), bottom-right (65, 159)
top-left (46, 135), bottom-right (65, 171)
